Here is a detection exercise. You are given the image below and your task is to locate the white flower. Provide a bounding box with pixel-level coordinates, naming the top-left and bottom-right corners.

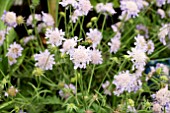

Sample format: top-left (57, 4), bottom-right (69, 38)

top-left (6, 42), bottom-right (23, 59)
top-left (90, 49), bottom-right (103, 65)
top-left (111, 22), bottom-right (122, 32)
top-left (26, 14), bottom-right (41, 26)
top-left (60, 36), bottom-right (78, 54)
top-left (127, 47), bottom-right (148, 70)
top-left (13, 0), bottom-right (23, 6)
top-left (69, 45), bottom-right (91, 69)
top-left (59, 84), bottom-right (76, 99)
top-left (158, 23), bottom-right (170, 45)
top-left (41, 11), bottom-right (54, 26)
top-left (95, 3), bottom-right (116, 15)
top-left (147, 40), bottom-right (154, 55)
top-left (134, 34), bottom-right (147, 51)
top-left (59, 0), bottom-right (78, 9)
top-left (1, 11), bottom-right (17, 27)
top-left (156, 63), bottom-right (169, 75)
top-left (108, 33), bottom-right (121, 53)
top-left (86, 28), bottom-right (102, 48)
top-left (152, 103), bottom-right (163, 113)
top-left (23, 35), bottom-right (36, 45)
top-left (34, 49), bottom-right (55, 70)
top-left (157, 9), bottom-right (166, 18)
top-left (77, 0), bottom-right (93, 16)
top-left (112, 70), bottom-right (141, 96)
top-left (37, 23), bottom-right (46, 33)
top-left (0, 30), bottom-right (6, 46)
top-left (45, 28), bottom-right (65, 46)
top-left (120, 0), bottom-right (140, 18)
top-left (70, 9), bottom-right (82, 23)
top-left (7, 55), bottom-right (17, 65)
top-left (153, 86), bottom-right (170, 106)
top-left (102, 81), bottom-right (111, 96)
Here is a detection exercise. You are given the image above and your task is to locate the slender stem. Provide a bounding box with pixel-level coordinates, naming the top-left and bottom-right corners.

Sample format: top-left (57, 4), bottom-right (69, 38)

top-left (56, 0), bottom-right (59, 27)
top-left (88, 65), bottom-right (95, 93)
top-left (75, 70), bottom-right (79, 105)
top-left (101, 15), bottom-right (107, 33)
top-left (98, 62), bottom-right (115, 91)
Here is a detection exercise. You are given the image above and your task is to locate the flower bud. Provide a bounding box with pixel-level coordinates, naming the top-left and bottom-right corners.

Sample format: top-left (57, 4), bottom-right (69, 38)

top-left (91, 17), bottom-right (98, 22)
top-left (85, 110), bottom-right (93, 113)
top-left (32, 68), bottom-right (44, 76)
top-left (128, 99), bottom-right (134, 107)
top-left (59, 12), bottom-right (66, 17)
top-left (16, 16), bottom-right (24, 25)
top-left (7, 86), bottom-right (18, 97)
top-left (160, 75), bottom-right (168, 81)
top-left (86, 22), bottom-right (92, 28)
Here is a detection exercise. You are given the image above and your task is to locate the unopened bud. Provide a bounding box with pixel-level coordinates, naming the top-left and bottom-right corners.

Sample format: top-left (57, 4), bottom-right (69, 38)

top-left (91, 17), bottom-right (98, 22)
top-left (86, 22), bottom-right (92, 28)
top-left (17, 16), bottom-right (24, 25)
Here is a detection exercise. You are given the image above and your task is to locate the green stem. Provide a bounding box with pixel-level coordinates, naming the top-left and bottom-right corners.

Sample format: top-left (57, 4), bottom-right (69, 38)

top-left (101, 15), bottom-right (106, 33)
top-left (87, 65), bottom-right (95, 93)
top-left (56, 0), bottom-right (59, 27)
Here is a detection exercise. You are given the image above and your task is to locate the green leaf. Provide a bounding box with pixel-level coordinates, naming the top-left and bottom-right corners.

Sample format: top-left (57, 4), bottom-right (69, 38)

top-left (0, 57), bottom-right (8, 75)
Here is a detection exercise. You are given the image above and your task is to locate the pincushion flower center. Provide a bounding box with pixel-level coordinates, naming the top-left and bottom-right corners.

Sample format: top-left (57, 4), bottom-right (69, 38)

top-left (126, 1), bottom-right (138, 12)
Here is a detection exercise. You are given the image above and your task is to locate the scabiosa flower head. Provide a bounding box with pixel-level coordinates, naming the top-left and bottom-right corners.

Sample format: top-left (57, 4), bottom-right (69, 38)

top-left (59, 83), bottom-right (76, 99)
top-left (156, 0), bottom-right (166, 7)
top-left (108, 33), bottom-right (121, 53)
top-left (77, 0), bottom-right (93, 16)
top-left (147, 40), bottom-right (154, 55)
top-left (6, 42), bottom-right (23, 59)
top-left (152, 103), bottom-right (163, 113)
top-left (112, 70), bottom-right (142, 96)
top-left (23, 35), bottom-right (36, 45)
top-left (45, 28), bottom-right (65, 46)
top-left (13, 0), bottom-right (23, 6)
top-left (156, 63), bottom-right (169, 75)
top-left (69, 45), bottom-right (91, 69)
top-left (157, 9), bottom-right (166, 18)
top-left (127, 47), bottom-right (148, 70)
top-left (111, 22), bottom-right (122, 32)
top-left (95, 3), bottom-right (116, 15)
top-left (136, 24), bottom-right (149, 38)
top-left (1, 11), bottom-right (17, 27)
top-left (102, 81), bottom-right (111, 96)
top-left (86, 28), bottom-right (102, 48)
top-left (5, 86), bottom-right (18, 97)
top-left (7, 55), bottom-right (17, 65)
top-left (90, 49), bottom-right (103, 65)
top-left (26, 14), bottom-right (41, 26)
top-left (41, 11), bottom-right (54, 27)
top-left (60, 36), bottom-right (78, 54)
top-left (59, 0), bottom-right (78, 9)
top-left (37, 23), bottom-right (46, 33)
top-left (134, 34), bottom-right (147, 51)
top-left (120, 0), bottom-right (140, 18)
top-left (158, 23), bottom-right (170, 45)
top-left (152, 86), bottom-right (170, 106)
top-left (0, 30), bottom-right (6, 46)
top-left (70, 9), bottom-right (82, 23)
top-left (34, 49), bottom-right (55, 70)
